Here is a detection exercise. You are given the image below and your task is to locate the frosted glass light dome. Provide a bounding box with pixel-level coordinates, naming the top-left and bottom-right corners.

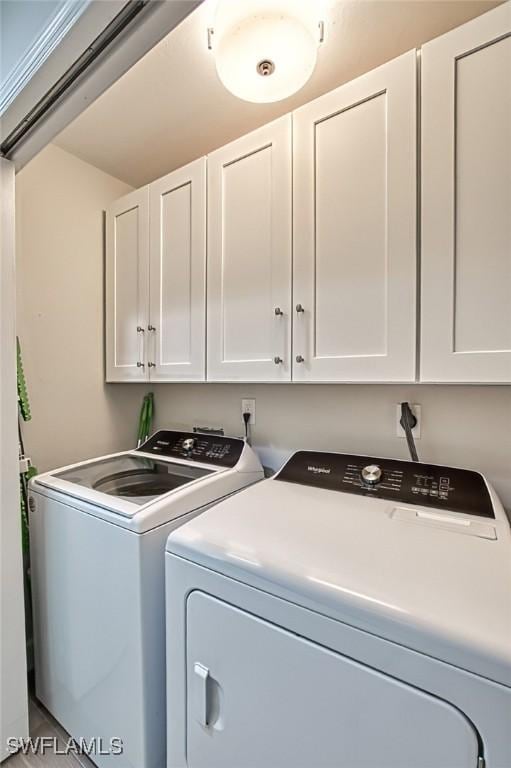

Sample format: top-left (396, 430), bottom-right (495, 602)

top-left (212, 6), bottom-right (321, 104)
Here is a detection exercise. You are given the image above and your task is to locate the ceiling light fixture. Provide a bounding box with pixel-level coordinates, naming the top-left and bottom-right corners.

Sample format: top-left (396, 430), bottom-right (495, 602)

top-left (207, 1), bottom-right (325, 104)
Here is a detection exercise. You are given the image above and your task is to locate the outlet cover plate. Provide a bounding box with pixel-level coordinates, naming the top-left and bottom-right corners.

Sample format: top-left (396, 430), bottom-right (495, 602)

top-left (241, 398), bottom-right (256, 426)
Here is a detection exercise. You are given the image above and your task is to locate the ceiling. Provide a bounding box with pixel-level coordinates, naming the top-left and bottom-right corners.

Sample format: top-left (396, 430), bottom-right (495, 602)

top-left (55, 0), bottom-right (501, 187)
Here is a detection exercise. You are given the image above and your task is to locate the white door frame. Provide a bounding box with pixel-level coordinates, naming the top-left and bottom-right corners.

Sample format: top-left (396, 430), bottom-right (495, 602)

top-left (0, 157), bottom-right (29, 761)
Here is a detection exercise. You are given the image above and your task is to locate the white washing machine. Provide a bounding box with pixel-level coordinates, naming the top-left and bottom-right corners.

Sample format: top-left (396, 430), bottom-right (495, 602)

top-left (166, 449), bottom-right (511, 768)
top-left (29, 430), bottom-right (263, 768)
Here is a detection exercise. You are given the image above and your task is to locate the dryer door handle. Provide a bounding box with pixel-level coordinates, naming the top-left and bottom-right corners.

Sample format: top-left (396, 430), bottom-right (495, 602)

top-left (193, 662), bottom-right (210, 727)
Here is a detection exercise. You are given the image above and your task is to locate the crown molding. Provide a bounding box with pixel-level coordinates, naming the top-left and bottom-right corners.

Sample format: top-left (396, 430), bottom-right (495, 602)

top-left (0, 0), bottom-right (89, 115)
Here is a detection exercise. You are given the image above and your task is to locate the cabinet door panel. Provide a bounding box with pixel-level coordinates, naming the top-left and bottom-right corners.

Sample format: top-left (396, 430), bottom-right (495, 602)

top-left (149, 159), bottom-right (206, 381)
top-left (421, 4), bottom-right (511, 382)
top-left (315, 94), bottom-right (387, 358)
top-left (293, 51), bottom-right (417, 382)
top-left (105, 188), bottom-right (149, 382)
top-left (207, 117), bottom-right (292, 382)
top-left (186, 592), bottom-right (479, 768)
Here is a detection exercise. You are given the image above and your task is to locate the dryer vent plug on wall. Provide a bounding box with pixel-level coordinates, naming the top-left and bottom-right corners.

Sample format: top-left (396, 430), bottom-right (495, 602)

top-left (400, 402), bottom-right (419, 462)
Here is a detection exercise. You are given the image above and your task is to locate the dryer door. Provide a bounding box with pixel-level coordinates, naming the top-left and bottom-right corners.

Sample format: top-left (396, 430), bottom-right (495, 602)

top-left (186, 592), bottom-right (480, 768)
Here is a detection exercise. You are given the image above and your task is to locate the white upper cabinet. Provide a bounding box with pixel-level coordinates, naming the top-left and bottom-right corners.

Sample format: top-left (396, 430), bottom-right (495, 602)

top-left (149, 159), bottom-right (206, 381)
top-left (106, 8), bottom-right (510, 386)
top-left (207, 116), bottom-right (292, 382)
top-left (106, 187), bottom-right (149, 382)
top-left (421, 4), bottom-right (511, 383)
top-left (293, 51), bottom-right (417, 382)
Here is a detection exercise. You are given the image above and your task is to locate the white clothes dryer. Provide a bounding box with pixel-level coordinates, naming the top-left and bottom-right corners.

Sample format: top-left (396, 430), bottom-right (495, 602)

top-left (166, 450), bottom-right (511, 768)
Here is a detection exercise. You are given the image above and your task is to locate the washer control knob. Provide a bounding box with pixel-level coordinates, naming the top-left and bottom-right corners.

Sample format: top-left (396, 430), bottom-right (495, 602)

top-left (361, 464), bottom-right (383, 485)
top-left (182, 437), bottom-right (196, 453)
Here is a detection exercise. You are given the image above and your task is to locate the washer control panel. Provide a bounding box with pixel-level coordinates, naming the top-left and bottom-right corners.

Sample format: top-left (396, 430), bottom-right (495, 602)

top-left (138, 430), bottom-right (244, 468)
top-left (277, 451), bottom-right (494, 518)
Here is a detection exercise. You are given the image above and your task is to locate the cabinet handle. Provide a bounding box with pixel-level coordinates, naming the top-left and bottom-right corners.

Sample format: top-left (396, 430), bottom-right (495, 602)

top-left (136, 361), bottom-right (145, 368)
top-left (296, 355), bottom-right (305, 363)
top-left (146, 326), bottom-right (156, 370)
top-left (136, 326), bottom-right (145, 333)
top-left (274, 307), bottom-right (283, 316)
top-left (274, 356), bottom-right (283, 365)
top-left (296, 303), bottom-right (305, 313)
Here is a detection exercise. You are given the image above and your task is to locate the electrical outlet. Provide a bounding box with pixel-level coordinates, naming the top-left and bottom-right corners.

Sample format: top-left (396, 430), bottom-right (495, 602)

top-left (396, 404), bottom-right (421, 439)
top-left (241, 398), bottom-right (256, 425)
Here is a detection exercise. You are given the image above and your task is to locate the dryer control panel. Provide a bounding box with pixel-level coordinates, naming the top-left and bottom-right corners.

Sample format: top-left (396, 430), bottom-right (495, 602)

top-left (277, 451), bottom-right (494, 518)
top-left (138, 430), bottom-right (244, 468)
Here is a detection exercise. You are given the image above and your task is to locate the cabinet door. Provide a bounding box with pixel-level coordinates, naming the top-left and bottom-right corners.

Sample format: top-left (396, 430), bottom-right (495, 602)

top-left (149, 159), bottom-right (206, 381)
top-left (421, 4), bottom-right (511, 383)
top-left (105, 187), bottom-right (149, 382)
top-left (186, 592), bottom-right (480, 768)
top-left (207, 117), bottom-right (292, 382)
top-left (293, 51), bottom-right (417, 382)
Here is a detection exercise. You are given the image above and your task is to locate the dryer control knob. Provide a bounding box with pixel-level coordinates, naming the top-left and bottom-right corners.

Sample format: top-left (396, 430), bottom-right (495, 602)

top-left (182, 437), bottom-right (196, 453)
top-left (361, 464), bottom-right (383, 485)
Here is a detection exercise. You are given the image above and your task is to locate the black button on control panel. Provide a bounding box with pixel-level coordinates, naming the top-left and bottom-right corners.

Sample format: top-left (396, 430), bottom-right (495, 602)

top-left (138, 430), bottom-right (243, 468)
top-left (276, 451), bottom-right (494, 518)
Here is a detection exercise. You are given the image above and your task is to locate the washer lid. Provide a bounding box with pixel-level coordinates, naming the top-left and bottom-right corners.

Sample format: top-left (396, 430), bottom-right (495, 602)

top-left (36, 453), bottom-right (216, 517)
top-left (166, 457), bottom-right (511, 688)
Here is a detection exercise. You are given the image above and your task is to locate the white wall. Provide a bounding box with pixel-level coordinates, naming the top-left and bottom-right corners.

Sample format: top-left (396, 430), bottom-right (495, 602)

top-left (16, 144), bottom-right (145, 472)
top-left (148, 382), bottom-right (511, 511)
